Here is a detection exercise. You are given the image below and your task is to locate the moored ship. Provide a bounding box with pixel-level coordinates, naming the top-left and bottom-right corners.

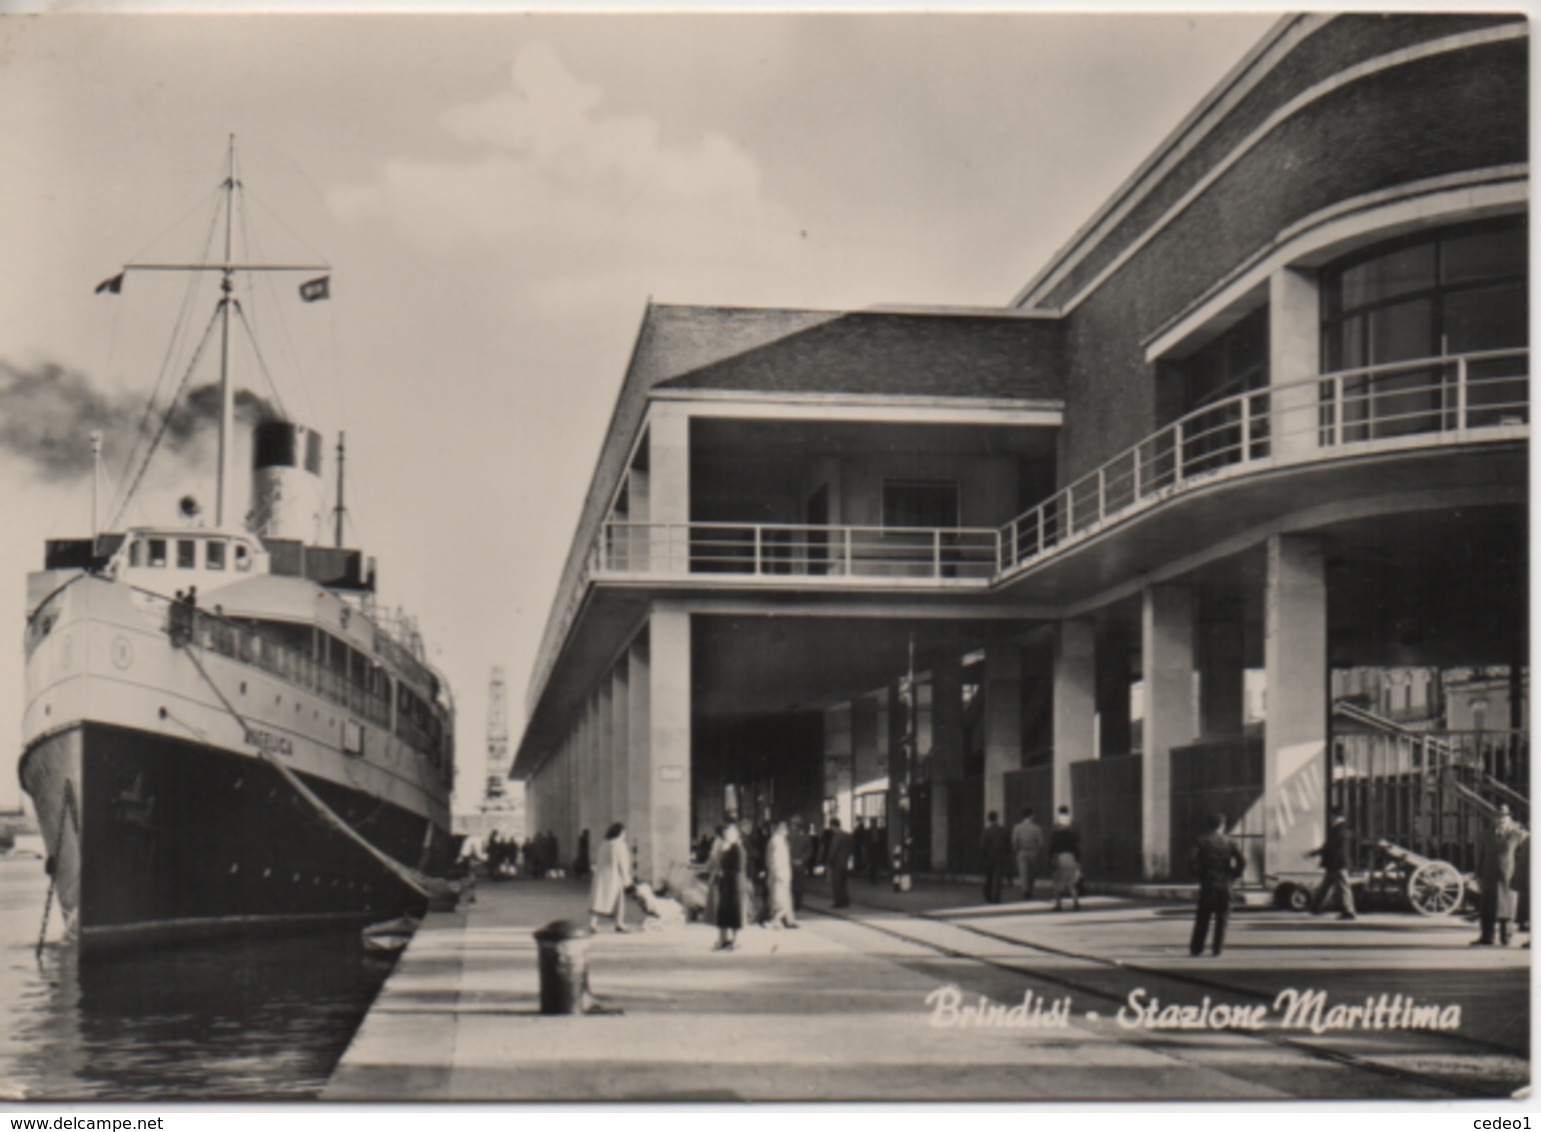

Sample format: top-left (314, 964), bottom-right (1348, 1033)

top-left (18, 143), bottom-right (457, 951)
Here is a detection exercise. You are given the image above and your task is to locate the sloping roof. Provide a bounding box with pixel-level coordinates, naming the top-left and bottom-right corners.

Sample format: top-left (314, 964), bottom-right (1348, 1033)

top-left (660, 308), bottom-right (1063, 401)
top-left (526, 301), bottom-right (1065, 719)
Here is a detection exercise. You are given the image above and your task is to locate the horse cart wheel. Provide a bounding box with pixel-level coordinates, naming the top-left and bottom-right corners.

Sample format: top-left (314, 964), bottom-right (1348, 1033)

top-left (1279, 883), bottom-right (1311, 912)
top-left (1407, 860), bottom-right (1464, 917)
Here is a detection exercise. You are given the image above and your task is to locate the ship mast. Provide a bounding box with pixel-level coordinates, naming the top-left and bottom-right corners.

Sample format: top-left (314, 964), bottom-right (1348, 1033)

top-left (217, 135), bottom-right (237, 528)
top-left (99, 135), bottom-right (331, 530)
top-left (334, 432), bottom-right (347, 548)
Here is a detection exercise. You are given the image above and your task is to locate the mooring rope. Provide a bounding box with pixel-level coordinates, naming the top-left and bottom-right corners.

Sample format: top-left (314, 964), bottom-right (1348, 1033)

top-left (35, 779), bottom-right (80, 959)
top-left (177, 633), bottom-right (449, 900)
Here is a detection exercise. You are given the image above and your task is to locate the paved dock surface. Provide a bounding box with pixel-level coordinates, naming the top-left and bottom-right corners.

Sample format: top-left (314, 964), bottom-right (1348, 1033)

top-left (323, 874), bottom-right (1529, 1102)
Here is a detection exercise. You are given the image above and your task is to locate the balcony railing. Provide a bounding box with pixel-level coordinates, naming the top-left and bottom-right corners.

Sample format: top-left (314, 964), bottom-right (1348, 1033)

top-left (999, 347), bottom-right (1526, 575)
top-left (532, 348), bottom-right (1526, 702)
top-left (595, 521), bottom-right (1001, 583)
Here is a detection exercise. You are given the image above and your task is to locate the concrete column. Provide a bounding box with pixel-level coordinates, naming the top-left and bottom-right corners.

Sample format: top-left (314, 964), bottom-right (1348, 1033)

top-left (822, 704), bottom-right (853, 826)
top-left (638, 607), bottom-right (692, 884)
top-left (930, 653), bottom-right (965, 781)
top-left (1199, 589), bottom-right (1246, 738)
top-left (1053, 619), bottom-right (1096, 815)
top-left (1142, 584), bottom-right (1198, 879)
top-left (526, 762), bottom-right (542, 840)
top-left (611, 662), bottom-right (630, 837)
top-left (597, 679), bottom-right (615, 832)
top-left (983, 646), bottom-right (1023, 822)
top-left (576, 696), bottom-right (593, 853)
top-left (1096, 617), bottom-right (1133, 757)
top-left (646, 405), bottom-right (691, 574)
top-left (561, 740), bottom-right (572, 845)
top-left (627, 636), bottom-right (653, 872)
top-left (564, 728), bottom-right (577, 858)
top-left (1263, 534), bottom-right (1329, 875)
top-left (1269, 266), bottom-right (1321, 460)
top-left (571, 723), bottom-right (581, 855)
top-left (929, 653), bottom-right (965, 871)
top-left (887, 682), bottom-right (908, 867)
top-left (852, 696), bottom-right (884, 796)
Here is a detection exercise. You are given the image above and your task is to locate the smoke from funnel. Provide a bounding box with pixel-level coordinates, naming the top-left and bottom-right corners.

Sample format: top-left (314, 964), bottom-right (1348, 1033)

top-left (0, 360), bottom-right (139, 483)
top-left (0, 358), bottom-right (282, 484)
top-left (166, 384), bottom-right (283, 446)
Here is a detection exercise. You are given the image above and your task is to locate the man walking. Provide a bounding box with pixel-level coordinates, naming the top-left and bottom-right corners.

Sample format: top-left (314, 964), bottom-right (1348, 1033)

top-left (979, 811), bottom-right (1012, 904)
top-left (1049, 806), bottom-right (1083, 912)
top-left (1189, 813), bottom-right (1245, 957)
top-left (1011, 808), bottom-right (1045, 901)
top-left (787, 816), bottom-right (813, 912)
top-left (1308, 813), bottom-right (1357, 920)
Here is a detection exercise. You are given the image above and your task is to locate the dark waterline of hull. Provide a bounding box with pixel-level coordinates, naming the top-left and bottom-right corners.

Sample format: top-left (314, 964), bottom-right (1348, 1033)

top-left (2, 862), bottom-right (396, 1101)
top-left (21, 721), bottom-right (444, 945)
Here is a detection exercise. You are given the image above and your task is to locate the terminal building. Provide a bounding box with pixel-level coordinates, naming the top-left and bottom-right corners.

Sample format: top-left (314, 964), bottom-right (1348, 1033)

top-left (513, 13), bottom-right (1528, 887)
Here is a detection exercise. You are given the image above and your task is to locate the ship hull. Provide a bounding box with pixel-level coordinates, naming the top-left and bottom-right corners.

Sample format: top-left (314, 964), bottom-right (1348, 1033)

top-left (21, 721), bottom-right (444, 952)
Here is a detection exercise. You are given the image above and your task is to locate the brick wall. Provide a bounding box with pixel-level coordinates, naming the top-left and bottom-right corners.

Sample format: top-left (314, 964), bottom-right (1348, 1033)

top-left (1053, 33), bottom-right (1527, 482)
top-left (1038, 14), bottom-right (1525, 309)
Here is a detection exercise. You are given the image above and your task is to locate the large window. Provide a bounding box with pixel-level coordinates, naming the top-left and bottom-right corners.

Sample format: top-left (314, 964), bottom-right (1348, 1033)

top-left (882, 480), bottom-right (958, 530)
top-left (1321, 218), bottom-right (1527, 439)
top-left (882, 480), bottom-right (961, 577)
top-left (1323, 218), bottom-right (1527, 367)
top-left (1184, 306), bottom-right (1269, 412)
top-left (1174, 307), bottom-right (1270, 474)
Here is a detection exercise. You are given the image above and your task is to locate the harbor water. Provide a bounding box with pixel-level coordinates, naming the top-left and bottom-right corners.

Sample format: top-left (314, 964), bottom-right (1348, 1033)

top-left (0, 852), bottom-right (396, 1101)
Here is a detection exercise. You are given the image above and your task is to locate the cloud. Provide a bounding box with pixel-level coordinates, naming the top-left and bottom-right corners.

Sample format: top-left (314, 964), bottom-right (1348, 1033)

top-left (327, 43), bottom-right (801, 285)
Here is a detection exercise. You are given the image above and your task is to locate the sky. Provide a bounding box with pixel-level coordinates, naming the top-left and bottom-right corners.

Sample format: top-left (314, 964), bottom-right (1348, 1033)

top-left (0, 7), bottom-right (1302, 813)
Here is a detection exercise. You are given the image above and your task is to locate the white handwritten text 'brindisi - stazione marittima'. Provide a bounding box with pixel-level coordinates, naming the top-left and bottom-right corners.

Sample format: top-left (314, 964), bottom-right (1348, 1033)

top-left (925, 985), bottom-right (1462, 1034)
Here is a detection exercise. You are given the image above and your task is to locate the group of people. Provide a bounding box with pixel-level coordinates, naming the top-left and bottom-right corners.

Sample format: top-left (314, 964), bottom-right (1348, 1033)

top-left (576, 796), bottom-right (1530, 959)
top-left (695, 815), bottom-right (884, 949)
top-left (476, 829), bottom-right (564, 878)
top-left (701, 817), bottom-right (818, 949)
top-left (979, 806), bottom-right (1084, 911)
top-left (1186, 803), bottom-right (1531, 959)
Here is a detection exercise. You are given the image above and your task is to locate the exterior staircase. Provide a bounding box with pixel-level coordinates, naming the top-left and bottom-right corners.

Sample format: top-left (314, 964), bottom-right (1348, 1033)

top-left (1331, 700), bottom-right (1528, 873)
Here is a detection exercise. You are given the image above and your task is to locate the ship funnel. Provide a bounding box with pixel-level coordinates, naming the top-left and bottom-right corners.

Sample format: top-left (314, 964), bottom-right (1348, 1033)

top-left (250, 421), bottom-right (324, 540)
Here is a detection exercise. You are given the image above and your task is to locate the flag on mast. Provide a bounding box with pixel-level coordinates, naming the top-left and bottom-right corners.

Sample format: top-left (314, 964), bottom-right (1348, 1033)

top-left (299, 276), bottom-right (330, 303)
top-left (94, 273), bottom-right (125, 295)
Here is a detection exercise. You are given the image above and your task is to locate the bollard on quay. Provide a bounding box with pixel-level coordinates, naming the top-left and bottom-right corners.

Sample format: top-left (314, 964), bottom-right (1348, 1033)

top-left (533, 919), bottom-right (595, 1015)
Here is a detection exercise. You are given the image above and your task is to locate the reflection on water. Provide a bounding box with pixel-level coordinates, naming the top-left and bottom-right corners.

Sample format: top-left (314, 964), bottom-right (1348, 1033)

top-left (1, 860), bottom-right (395, 1100)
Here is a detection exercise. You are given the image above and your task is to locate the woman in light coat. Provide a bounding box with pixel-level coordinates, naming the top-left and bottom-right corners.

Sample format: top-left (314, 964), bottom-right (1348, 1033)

top-left (588, 822), bottom-right (634, 934)
top-left (766, 821), bottom-right (799, 929)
